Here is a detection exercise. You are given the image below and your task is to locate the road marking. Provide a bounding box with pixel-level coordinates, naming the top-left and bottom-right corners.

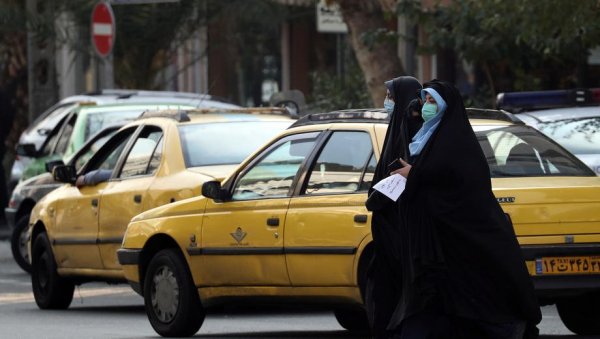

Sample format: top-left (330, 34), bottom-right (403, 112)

top-left (0, 286), bottom-right (135, 305)
top-left (0, 278), bottom-right (32, 287)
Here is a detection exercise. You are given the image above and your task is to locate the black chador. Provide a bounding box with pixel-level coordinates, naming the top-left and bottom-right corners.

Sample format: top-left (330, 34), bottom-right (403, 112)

top-left (366, 79), bottom-right (541, 338)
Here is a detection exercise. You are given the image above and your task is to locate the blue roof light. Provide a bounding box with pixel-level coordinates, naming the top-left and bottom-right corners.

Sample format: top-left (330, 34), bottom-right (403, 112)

top-left (497, 88), bottom-right (600, 112)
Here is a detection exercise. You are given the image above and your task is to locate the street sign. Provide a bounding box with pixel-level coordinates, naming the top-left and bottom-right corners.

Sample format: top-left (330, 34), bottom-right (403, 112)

top-left (316, 0), bottom-right (347, 33)
top-left (91, 2), bottom-right (116, 58)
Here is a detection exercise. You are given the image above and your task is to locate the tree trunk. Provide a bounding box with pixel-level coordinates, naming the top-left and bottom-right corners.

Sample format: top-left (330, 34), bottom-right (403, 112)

top-left (336, 0), bottom-right (404, 106)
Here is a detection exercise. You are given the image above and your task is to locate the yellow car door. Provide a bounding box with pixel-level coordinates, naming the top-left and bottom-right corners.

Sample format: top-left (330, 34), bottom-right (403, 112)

top-left (198, 132), bottom-right (321, 286)
top-left (285, 130), bottom-right (376, 286)
top-left (53, 183), bottom-right (106, 269)
top-left (98, 126), bottom-right (163, 269)
top-left (53, 126), bottom-right (138, 269)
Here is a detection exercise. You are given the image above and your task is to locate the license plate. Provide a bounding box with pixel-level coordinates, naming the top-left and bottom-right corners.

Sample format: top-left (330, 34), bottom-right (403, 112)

top-left (535, 256), bottom-right (600, 275)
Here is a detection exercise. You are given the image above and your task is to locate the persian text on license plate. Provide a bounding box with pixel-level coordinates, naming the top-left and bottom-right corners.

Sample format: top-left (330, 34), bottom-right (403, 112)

top-left (535, 256), bottom-right (600, 275)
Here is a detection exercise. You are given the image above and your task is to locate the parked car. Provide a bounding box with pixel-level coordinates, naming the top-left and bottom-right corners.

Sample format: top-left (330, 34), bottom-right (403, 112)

top-left (497, 88), bottom-right (600, 175)
top-left (117, 108), bottom-right (600, 337)
top-left (27, 107), bottom-right (295, 311)
top-left (8, 125), bottom-right (122, 273)
top-left (7, 102), bottom-right (202, 273)
top-left (10, 89), bottom-right (238, 192)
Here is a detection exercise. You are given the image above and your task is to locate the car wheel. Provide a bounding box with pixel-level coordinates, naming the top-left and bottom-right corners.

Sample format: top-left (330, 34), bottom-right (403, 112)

top-left (557, 292), bottom-right (600, 335)
top-left (31, 232), bottom-right (74, 309)
top-left (11, 214), bottom-right (32, 273)
top-left (334, 308), bottom-right (370, 332)
top-left (144, 249), bottom-right (205, 337)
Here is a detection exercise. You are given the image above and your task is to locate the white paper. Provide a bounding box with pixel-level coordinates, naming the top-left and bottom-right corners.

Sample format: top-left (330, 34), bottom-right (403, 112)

top-left (373, 174), bottom-right (406, 201)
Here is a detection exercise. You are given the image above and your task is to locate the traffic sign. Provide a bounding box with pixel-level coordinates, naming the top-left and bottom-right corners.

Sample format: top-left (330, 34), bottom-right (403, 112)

top-left (91, 2), bottom-right (116, 58)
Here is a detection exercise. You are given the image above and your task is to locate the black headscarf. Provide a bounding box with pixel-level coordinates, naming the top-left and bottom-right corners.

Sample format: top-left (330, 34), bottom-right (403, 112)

top-left (364, 76), bottom-right (422, 337)
top-left (386, 80), bottom-right (541, 335)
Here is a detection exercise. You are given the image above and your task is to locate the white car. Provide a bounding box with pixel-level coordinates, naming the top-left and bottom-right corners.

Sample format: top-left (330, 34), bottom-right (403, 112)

top-left (497, 89), bottom-right (600, 175)
top-left (10, 90), bottom-right (238, 191)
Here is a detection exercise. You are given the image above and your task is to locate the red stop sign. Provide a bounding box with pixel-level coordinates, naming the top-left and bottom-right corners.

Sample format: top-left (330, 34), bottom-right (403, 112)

top-left (91, 2), bottom-right (115, 58)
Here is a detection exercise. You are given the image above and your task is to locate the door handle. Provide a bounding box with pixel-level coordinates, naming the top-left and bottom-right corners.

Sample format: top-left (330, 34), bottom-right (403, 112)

top-left (267, 217), bottom-right (279, 227)
top-left (91, 198), bottom-right (99, 207)
top-left (134, 194), bottom-right (142, 204)
top-left (354, 214), bottom-right (368, 223)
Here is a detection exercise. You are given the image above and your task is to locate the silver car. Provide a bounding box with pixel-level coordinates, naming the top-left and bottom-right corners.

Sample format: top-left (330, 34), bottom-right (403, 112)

top-left (497, 89), bottom-right (600, 175)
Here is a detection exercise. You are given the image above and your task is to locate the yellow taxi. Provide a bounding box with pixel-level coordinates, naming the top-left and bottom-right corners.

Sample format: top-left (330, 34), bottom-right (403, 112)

top-left (28, 107), bottom-right (294, 310)
top-left (119, 108), bottom-right (600, 337)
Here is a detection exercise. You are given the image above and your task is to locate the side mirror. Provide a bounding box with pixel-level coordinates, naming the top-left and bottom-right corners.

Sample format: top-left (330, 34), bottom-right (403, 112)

top-left (52, 165), bottom-right (77, 184)
top-left (274, 100), bottom-right (299, 118)
top-left (201, 181), bottom-right (230, 201)
top-left (45, 159), bottom-right (65, 173)
top-left (15, 143), bottom-right (38, 157)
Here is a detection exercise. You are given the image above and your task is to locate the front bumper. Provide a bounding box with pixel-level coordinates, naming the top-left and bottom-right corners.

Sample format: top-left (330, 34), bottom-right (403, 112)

top-left (117, 248), bottom-right (141, 265)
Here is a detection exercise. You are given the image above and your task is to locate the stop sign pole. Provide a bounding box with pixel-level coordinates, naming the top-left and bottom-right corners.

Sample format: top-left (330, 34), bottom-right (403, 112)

top-left (91, 1), bottom-right (115, 89)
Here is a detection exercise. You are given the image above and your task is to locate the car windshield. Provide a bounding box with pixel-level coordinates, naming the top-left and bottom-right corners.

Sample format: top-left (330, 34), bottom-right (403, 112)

top-left (534, 117), bottom-right (600, 155)
top-left (473, 125), bottom-right (594, 177)
top-left (179, 121), bottom-right (291, 167)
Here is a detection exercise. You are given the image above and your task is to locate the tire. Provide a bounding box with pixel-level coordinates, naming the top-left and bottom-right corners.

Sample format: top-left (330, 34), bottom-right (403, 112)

top-left (144, 249), bottom-right (205, 337)
top-left (334, 308), bottom-right (370, 332)
top-left (11, 214), bottom-right (32, 273)
top-left (31, 232), bottom-right (74, 309)
top-left (557, 292), bottom-right (600, 335)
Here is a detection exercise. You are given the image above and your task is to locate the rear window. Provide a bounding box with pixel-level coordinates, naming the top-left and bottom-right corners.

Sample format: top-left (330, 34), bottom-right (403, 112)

top-left (179, 121), bottom-right (291, 167)
top-left (474, 125), bottom-right (594, 177)
top-left (84, 110), bottom-right (141, 141)
top-left (535, 117), bottom-right (600, 155)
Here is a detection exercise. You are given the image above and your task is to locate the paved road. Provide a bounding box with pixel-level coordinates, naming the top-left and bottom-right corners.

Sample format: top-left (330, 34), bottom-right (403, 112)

top-left (0, 239), bottom-right (589, 338)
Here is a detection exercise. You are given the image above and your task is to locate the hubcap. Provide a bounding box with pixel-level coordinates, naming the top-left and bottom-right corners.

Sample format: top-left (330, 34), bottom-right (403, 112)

top-left (151, 265), bottom-right (179, 323)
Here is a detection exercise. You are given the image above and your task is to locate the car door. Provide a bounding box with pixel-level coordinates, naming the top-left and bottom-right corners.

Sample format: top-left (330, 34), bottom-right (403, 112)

top-left (53, 127), bottom-right (137, 269)
top-left (98, 126), bottom-right (164, 269)
top-left (285, 130), bottom-right (376, 286)
top-left (198, 132), bottom-right (321, 286)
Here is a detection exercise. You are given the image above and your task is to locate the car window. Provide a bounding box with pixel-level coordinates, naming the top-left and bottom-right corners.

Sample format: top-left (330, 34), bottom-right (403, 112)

top-left (232, 132), bottom-right (319, 200)
top-left (119, 127), bottom-right (163, 179)
top-left (359, 153), bottom-right (377, 190)
top-left (536, 117), bottom-right (600, 155)
top-left (474, 125), bottom-right (594, 177)
top-left (84, 110), bottom-right (142, 142)
top-left (39, 114), bottom-right (71, 156)
top-left (54, 114), bottom-right (77, 155)
top-left (73, 132), bottom-right (116, 171)
top-left (304, 131), bottom-right (374, 195)
top-left (179, 120), bottom-right (292, 167)
top-left (146, 137), bottom-right (163, 175)
top-left (84, 128), bottom-right (137, 174)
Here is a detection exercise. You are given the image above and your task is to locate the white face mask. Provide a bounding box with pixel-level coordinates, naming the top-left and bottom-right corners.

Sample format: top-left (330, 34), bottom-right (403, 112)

top-left (384, 97), bottom-right (395, 114)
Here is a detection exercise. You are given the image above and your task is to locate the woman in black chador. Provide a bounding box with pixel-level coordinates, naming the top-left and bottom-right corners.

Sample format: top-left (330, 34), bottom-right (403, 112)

top-left (366, 79), bottom-right (541, 338)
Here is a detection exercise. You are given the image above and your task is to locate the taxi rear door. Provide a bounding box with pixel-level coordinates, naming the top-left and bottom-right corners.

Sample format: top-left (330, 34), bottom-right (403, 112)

top-left (285, 130), bottom-right (376, 287)
top-left (98, 126), bottom-right (164, 270)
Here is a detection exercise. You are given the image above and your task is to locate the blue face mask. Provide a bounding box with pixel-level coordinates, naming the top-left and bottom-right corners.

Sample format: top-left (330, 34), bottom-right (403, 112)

top-left (421, 102), bottom-right (438, 122)
top-left (384, 97), bottom-right (395, 114)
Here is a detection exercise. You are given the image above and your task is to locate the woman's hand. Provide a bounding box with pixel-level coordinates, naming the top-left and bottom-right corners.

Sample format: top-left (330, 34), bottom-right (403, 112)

top-left (390, 158), bottom-right (411, 178)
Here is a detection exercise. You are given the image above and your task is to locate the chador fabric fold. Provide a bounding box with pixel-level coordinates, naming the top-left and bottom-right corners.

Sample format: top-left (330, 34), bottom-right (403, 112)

top-left (366, 79), bottom-right (541, 338)
top-left (364, 76), bottom-right (422, 338)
